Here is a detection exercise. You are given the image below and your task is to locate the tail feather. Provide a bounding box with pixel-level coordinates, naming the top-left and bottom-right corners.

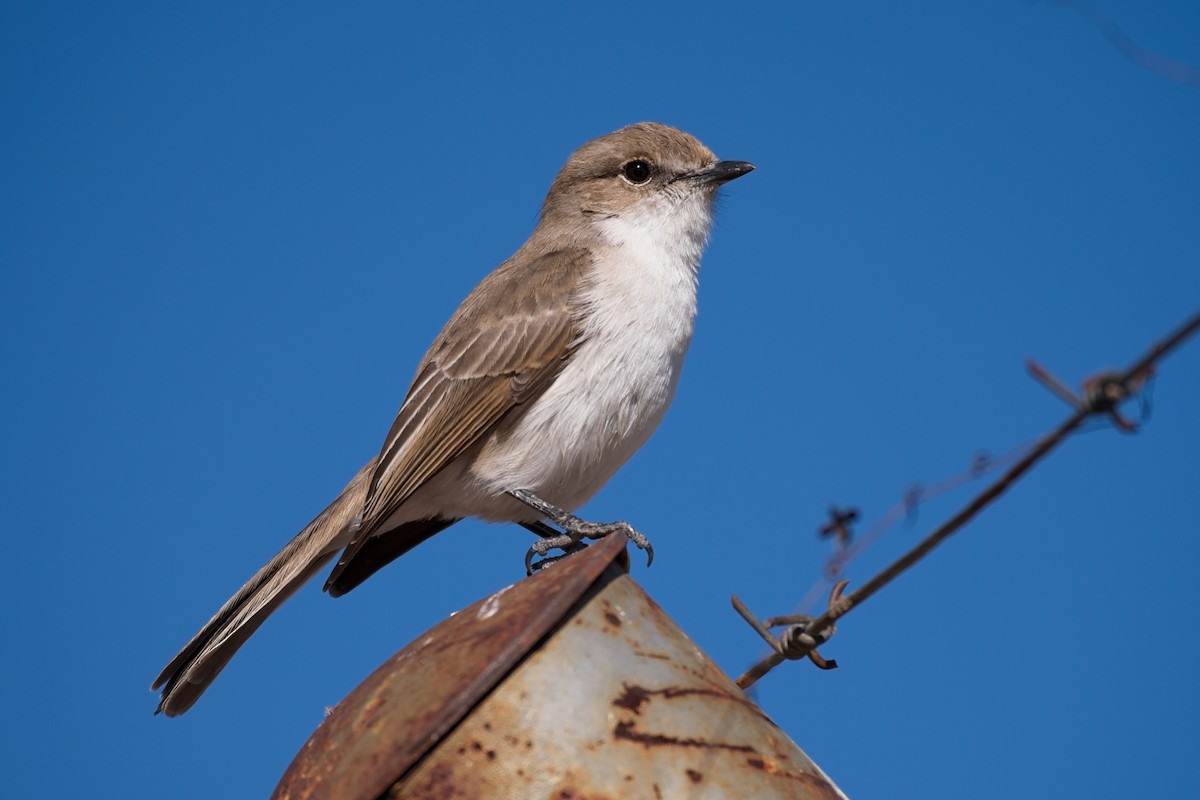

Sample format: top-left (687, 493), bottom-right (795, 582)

top-left (152, 459), bottom-right (376, 716)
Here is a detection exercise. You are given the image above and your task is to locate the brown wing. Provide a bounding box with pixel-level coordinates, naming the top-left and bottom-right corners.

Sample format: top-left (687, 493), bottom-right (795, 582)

top-left (323, 247), bottom-right (591, 590)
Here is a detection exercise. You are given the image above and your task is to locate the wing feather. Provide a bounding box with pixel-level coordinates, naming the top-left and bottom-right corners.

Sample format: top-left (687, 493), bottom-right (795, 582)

top-left (323, 248), bottom-right (591, 589)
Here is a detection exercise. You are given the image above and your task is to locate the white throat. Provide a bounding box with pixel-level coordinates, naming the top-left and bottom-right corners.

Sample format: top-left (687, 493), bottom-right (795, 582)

top-left (594, 190), bottom-right (715, 280)
top-left (585, 192), bottom-right (714, 354)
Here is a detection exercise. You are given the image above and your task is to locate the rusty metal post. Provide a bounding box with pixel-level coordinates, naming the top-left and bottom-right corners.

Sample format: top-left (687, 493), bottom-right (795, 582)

top-left (274, 535), bottom-right (846, 799)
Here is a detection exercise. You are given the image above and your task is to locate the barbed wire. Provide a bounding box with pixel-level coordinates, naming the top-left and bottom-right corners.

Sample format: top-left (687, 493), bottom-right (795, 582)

top-left (784, 374), bottom-right (1156, 626)
top-left (732, 310), bottom-right (1200, 690)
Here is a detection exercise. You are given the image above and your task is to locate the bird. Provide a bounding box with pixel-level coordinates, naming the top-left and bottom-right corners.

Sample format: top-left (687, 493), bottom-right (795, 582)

top-left (152, 122), bottom-right (754, 716)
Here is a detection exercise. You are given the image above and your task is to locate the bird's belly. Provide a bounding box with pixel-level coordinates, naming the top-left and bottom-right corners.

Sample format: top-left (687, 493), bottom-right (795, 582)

top-left (473, 333), bottom-right (687, 518)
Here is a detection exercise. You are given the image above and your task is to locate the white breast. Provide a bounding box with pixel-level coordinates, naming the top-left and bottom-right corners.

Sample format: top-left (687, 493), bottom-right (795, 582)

top-left (472, 193), bottom-right (713, 518)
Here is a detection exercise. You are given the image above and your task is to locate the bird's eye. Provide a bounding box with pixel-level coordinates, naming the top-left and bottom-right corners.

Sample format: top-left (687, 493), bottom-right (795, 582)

top-left (620, 160), bottom-right (653, 185)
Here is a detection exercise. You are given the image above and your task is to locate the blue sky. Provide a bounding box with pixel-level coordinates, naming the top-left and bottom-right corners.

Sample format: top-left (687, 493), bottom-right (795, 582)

top-left (3, 2), bottom-right (1197, 797)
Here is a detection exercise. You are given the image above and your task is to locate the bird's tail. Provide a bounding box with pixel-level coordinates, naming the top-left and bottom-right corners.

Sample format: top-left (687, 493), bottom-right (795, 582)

top-left (151, 459), bottom-right (376, 717)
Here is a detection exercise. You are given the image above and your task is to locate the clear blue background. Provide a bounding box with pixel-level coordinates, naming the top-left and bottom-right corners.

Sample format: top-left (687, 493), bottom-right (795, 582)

top-left (3, 2), bottom-right (1197, 797)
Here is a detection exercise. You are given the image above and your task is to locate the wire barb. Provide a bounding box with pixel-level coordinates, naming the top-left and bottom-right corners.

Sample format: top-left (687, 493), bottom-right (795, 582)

top-left (1027, 360), bottom-right (1153, 432)
top-left (734, 311), bottom-right (1200, 691)
top-left (732, 580), bottom-right (849, 686)
top-left (817, 506), bottom-right (858, 548)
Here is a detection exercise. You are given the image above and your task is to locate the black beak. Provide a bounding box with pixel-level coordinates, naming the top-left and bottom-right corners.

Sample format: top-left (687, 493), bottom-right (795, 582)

top-left (687, 160), bottom-right (756, 185)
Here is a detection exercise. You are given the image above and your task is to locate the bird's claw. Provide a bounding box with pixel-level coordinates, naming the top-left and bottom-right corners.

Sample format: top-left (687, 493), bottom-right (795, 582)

top-left (511, 489), bottom-right (654, 575)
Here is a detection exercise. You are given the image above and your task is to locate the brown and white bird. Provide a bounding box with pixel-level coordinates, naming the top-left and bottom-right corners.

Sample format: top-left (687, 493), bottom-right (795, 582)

top-left (152, 122), bottom-right (754, 716)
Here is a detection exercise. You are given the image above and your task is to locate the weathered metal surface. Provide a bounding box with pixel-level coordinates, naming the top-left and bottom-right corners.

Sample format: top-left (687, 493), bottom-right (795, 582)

top-left (275, 533), bottom-right (846, 799)
top-left (388, 559), bottom-right (846, 799)
top-left (272, 534), bottom-right (628, 800)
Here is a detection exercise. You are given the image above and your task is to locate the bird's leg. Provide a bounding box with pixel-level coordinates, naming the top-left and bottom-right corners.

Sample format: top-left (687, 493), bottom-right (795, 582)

top-left (510, 489), bottom-right (654, 574)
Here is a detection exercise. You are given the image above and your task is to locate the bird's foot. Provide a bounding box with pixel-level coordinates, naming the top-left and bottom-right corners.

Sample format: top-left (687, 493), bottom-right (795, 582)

top-left (510, 489), bottom-right (654, 575)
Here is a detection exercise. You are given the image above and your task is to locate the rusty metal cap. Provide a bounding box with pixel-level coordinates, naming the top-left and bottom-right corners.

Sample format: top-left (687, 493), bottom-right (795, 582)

top-left (275, 534), bottom-right (845, 799)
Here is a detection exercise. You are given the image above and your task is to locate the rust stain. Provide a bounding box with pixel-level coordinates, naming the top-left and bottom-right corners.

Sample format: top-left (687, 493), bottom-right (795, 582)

top-left (612, 685), bottom-right (652, 714)
top-left (613, 720), bottom-right (758, 754)
top-left (611, 683), bottom-right (759, 716)
top-left (600, 599), bottom-right (622, 629)
top-left (394, 761), bottom-right (458, 799)
top-left (550, 786), bottom-right (612, 800)
top-left (745, 757), bottom-right (845, 799)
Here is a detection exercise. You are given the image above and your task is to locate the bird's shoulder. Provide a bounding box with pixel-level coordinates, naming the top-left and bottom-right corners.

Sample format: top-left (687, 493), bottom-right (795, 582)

top-left (424, 246), bottom-right (594, 380)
